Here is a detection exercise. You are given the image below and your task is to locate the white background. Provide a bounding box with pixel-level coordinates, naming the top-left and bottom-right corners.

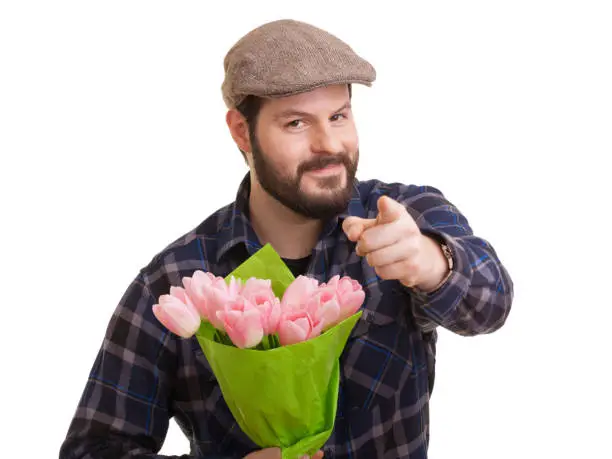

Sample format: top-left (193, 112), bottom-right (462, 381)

top-left (1, 1), bottom-right (611, 457)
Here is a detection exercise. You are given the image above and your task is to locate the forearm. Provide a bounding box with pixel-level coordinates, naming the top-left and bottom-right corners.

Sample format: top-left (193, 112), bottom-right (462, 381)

top-left (386, 183), bottom-right (513, 335)
top-left (59, 435), bottom-right (193, 458)
top-left (60, 430), bottom-right (242, 459)
top-left (59, 278), bottom-right (196, 459)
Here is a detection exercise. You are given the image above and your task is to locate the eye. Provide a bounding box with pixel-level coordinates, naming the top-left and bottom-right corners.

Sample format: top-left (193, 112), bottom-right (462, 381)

top-left (330, 113), bottom-right (346, 122)
top-left (286, 119), bottom-right (303, 128)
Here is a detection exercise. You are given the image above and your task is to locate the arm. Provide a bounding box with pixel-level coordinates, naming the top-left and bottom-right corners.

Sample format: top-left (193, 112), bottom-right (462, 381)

top-left (59, 275), bottom-right (197, 458)
top-left (394, 185), bottom-right (514, 336)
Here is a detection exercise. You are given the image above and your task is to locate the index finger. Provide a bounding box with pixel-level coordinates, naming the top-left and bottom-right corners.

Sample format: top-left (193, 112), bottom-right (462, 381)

top-left (342, 216), bottom-right (378, 242)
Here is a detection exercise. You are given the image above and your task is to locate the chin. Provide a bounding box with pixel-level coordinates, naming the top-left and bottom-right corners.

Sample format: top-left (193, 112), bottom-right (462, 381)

top-left (302, 185), bottom-right (351, 206)
top-left (302, 176), bottom-right (347, 193)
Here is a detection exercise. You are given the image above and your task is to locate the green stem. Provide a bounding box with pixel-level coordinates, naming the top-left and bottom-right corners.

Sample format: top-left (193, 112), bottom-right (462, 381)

top-left (215, 330), bottom-right (233, 347)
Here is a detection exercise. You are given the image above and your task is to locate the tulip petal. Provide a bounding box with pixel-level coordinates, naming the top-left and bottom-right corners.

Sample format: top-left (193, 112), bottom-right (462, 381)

top-left (222, 308), bottom-right (263, 348)
top-left (317, 297), bottom-right (341, 330)
top-left (338, 290), bottom-right (366, 322)
top-left (278, 320), bottom-right (308, 346)
top-left (278, 310), bottom-right (314, 345)
top-left (281, 275), bottom-right (319, 309)
top-left (152, 298), bottom-right (200, 338)
top-left (182, 276), bottom-right (192, 291)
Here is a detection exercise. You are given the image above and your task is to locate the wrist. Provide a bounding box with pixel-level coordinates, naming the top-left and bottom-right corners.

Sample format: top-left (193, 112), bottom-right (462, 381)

top-left (415, 236), bottom-right (453, 293)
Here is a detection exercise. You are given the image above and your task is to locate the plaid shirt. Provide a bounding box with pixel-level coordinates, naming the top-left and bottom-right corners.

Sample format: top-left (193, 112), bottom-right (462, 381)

top-left (60, 174), bottom-right (513, 459)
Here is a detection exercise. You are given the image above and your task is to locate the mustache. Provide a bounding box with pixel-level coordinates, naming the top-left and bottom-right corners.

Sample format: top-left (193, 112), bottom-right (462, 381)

top-left (298, 154), bottom-right (351, 175)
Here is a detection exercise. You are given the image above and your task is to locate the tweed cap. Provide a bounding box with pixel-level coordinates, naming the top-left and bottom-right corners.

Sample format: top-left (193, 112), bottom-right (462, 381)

top-left (221, 19), bottom-right (376, 108)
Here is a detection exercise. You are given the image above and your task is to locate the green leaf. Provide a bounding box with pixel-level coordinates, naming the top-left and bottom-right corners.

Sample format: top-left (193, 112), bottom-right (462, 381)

top-left (225, 243), bottom-right (296, 298)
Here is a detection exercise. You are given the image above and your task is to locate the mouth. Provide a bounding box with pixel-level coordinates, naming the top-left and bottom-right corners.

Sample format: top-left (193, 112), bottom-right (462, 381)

top-left (305, 163), bottom-right (344, 176)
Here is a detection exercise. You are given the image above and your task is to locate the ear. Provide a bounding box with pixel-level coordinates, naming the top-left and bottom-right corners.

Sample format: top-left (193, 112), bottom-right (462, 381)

top-left (226, 109), bottom-right (252, 154)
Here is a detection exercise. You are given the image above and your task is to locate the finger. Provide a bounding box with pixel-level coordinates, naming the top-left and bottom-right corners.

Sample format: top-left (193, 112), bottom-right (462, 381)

top-left (376, 196), bottom-right (407, 224)
top-left (244, 448), bottom-right (281, 458)
top-left (374, 259), bottom-right (419, 283)
top-left (364, 239), bottom-right (414, 268)
top-left (342, 216), bottom-right (377, 242)
top-left (355, 222), bottom-right (403, 255)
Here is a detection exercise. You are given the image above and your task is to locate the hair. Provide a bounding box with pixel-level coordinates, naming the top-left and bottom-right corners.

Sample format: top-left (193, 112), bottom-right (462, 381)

top-left (235, 95), bottom-right (264, 162)
top-left (234, 84), bottom-right (353, 162)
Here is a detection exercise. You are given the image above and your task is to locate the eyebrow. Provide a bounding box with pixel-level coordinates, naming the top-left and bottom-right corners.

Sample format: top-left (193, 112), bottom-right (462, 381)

top-left (274, 101), bottom-right (352, 120)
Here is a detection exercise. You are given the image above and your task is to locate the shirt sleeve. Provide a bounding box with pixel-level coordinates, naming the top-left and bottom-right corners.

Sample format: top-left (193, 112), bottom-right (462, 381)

top-left (391, 184), bottom-right (514, 336)
top-left (59, 274), bottom-right (195, 458)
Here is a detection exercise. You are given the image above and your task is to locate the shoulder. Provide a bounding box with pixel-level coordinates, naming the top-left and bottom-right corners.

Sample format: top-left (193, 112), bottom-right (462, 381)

top-left (138, 202), bottom-right (234, 298)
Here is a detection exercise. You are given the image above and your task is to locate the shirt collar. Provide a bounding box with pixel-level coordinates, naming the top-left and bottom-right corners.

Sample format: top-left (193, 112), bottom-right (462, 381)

top-left (216, 172), bottom-right (368, 261)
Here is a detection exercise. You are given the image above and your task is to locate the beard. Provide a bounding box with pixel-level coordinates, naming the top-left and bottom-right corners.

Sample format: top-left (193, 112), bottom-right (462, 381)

top-left (251, 136), bottom-right (358, 221)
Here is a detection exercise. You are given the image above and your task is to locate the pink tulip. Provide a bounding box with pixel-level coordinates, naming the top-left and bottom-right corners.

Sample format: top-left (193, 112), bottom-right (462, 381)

top-left (206, 276), bottom-right (243, 330)
top-left (182, 270), bottom-right (218, 320)
top-left (169, 286), bottom-right (193, 305)
top-left (216, 297), bottom-right (264, 348)
top-left (281, 275), bottom-right (319, 310)
top-left (324, 275), bottom-right (365, 323)
top-left (278, 310), bottom-right (322, 346)
top-left (152, 287), bottom-right (201, 338)
top-left (306, 288), bottom-right (341, 331)
top-left (241, 277), bottom-right (275, 306)
top-left (241, 278), bottom-right (281, 334)
top-left (258, 297), bottom-right (282, 335)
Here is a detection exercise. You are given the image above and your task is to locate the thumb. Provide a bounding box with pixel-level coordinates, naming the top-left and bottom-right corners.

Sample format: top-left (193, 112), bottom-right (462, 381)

top-left (342, 216), bottom-right (377, 242)
top-left (376, 196), bottom-right (406, 224)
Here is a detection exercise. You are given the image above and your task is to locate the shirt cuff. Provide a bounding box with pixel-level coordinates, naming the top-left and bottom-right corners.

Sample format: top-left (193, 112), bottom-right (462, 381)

top-left (410, 229), bottom-right (473, 320)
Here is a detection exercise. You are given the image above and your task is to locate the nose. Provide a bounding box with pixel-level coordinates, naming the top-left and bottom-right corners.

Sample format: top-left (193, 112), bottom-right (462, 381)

top-left (310, 124), bottom-right (343, 155)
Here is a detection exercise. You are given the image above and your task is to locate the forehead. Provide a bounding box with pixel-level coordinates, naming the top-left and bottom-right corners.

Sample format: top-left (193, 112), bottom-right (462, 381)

top-left (260, 84), bottom-right (351, 118)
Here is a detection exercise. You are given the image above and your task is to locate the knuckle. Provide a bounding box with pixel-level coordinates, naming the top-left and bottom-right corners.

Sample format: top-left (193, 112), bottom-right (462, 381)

top-left (404, 238), bottom-right (420, 255)
top-left (366, 251), bottom-right (379, 267)
top-left (360, 233), bottom-right (372, 251)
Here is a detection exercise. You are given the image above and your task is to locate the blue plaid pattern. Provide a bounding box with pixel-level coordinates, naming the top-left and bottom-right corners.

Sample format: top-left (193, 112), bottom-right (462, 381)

top-left (59, 174), bottom-right (513, 458)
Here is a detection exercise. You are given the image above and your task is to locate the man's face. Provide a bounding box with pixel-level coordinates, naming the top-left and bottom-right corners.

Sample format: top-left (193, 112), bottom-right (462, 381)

top-left (248, 84), bottom-right (359, 220)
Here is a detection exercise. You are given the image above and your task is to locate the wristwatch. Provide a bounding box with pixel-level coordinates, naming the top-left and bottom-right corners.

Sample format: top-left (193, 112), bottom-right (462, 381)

top-left (441, 242), bottom-right (454, 271)
top-left (432, 242), bottom-right (454, 290)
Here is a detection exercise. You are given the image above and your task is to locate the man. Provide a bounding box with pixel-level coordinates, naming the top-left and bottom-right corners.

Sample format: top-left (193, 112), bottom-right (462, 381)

top-left (60, 19), bottom-right (513, 459)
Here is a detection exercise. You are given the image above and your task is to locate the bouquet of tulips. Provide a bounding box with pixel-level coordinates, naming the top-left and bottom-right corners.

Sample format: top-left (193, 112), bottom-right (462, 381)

top-left (152, 244), bottom-right (364, 459)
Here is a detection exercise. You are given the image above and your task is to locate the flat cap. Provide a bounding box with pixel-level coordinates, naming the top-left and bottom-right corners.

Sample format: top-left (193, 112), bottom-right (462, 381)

top-left (221, 19), bottom-right (376, 108)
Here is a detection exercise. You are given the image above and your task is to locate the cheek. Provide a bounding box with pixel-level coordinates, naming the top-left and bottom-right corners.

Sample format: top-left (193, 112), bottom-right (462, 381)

top-left (259, 132), bottom-right (306, 173)
top-left (273, 133), bottom-right (311, 165)
top-left (340, 124), bottom-right (359, 152)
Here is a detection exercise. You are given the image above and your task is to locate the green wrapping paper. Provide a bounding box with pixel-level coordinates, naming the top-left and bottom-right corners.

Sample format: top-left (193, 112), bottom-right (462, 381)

top-left (195, 244), bottom-right (362, 459)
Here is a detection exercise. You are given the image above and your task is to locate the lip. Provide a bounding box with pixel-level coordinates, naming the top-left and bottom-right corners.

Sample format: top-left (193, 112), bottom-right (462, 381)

top-left (306, 163), bottom-right (344, 176)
